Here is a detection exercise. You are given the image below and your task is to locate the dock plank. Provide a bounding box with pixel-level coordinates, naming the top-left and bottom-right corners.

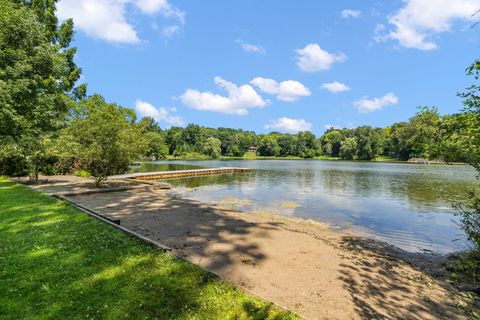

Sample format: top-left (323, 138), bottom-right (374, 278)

top-left (109, 167), bottom-right (252, 180)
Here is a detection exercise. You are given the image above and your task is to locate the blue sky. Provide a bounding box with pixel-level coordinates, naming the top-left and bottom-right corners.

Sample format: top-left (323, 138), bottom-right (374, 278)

top-left (57, 0), bottom-right (480, 134)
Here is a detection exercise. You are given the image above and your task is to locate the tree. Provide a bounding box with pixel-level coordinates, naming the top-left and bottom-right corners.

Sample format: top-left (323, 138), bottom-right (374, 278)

top-left (181, 124), bottom-right (206, 153)
top-left (387, 108), bottom-right (442, 160)
top-left (56, 95), bottom-right (147, 186)
top-left (443, 60), bottom-right (480, 289)
top-left (257, 135), bottom-right (280, 156)
top-left (353, 126), bottom-right (383, 160)
top-left (339, 137), bottom-right (357, 160)
top-left (277, 134), bottom-right (298, 156)
top-left (203, 137), bottom-right (222, 159)
top-left (388, 122), bottom-right (412, 160)
top-left (236, 131), bottom-right (256, 156)
top-left (407, 107), bottom-right (442, 159)
top-left (138, 117), bottom-right (168, 160)
top-left (216, 129), bottom-right (238, 156)
top-left (296, 131), bottom-right (318, 158)
top-left (165, 127), bottom-right (184, 155)
top-left (144, 132), bottom-right (168, 160)
top-left (321, 129), bottom-right (343, 157)
top-left (0, 0), bottom-right (82, 181)
top-left (139, 116), bottom-right (162, 133)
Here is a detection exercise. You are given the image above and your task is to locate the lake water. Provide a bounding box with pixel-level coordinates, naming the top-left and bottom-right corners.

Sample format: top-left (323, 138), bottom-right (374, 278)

top-left (132, 160), bottom-right (478, 254)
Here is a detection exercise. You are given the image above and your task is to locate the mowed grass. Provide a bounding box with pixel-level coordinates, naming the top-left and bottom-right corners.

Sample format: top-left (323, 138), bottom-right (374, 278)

top-left (0, 178), bottom-right (296, 320)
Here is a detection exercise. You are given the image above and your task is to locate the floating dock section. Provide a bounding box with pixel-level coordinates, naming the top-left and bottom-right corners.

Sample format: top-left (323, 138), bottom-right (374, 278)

top-left (109, 167), bottom-right (252, 181)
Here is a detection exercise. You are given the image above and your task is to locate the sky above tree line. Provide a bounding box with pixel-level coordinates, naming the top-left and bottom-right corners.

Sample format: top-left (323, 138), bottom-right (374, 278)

top-left (57, 0), bottom-right (480, 134)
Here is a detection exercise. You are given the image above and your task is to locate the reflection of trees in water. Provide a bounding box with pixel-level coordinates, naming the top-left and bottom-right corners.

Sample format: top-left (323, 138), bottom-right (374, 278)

top-left (385, 174), bottom-right (474, 211)
top-left (155, 162), bottom-right (476, 214)
top-left (167, 169), bottom-right (318, 191)
top-left (321, 168), bottom-right (475, 212)
top-left (255, 168), bottom-right (317, 192)
top-left (131, 163), bottom-right (205, 173)
top-left (321, 169), bottom-right (382, 199)
top-left (167, 172), bottom-right (256, 188)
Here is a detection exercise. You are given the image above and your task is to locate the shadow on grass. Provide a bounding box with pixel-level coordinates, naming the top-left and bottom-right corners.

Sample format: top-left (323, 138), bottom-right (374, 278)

top-left (67, 188), bottom-right (287, 275)
top-left (0, 179), bottom-right (294, 319)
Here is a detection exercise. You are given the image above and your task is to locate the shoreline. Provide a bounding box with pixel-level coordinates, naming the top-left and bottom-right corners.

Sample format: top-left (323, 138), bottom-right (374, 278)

top-left (151, 157), bottom-right (468, 166)
top-left (20, 175), bottom-right (471, 319)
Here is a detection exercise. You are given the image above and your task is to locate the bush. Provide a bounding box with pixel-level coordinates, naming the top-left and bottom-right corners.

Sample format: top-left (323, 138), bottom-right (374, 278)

top-left (74, 169), bottom-right (90, 178)
top-left (172, 151), bottom-right (211, 160)
top-left (448, 191), bottom-right (480, 290)
top-left (0, 155), bottom-right (27, 176)
top-left (56, 95), bottom-right (147, 187)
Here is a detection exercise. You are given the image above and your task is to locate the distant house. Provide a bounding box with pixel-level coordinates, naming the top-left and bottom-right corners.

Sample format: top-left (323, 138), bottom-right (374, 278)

top-left (246, 146), bottom-right (257, 154)
top-left (407, 157), bottom-right (430, 164)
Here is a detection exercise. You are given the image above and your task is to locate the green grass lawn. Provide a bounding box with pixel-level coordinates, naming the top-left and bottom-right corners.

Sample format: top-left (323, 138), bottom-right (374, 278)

top-left (372, 156), bottom-right (400, 162)
top-left (0, 177), bottom-right (296, 320)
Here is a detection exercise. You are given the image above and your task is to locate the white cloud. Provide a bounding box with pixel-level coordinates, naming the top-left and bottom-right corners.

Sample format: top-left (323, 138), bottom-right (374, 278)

top-left (382, 0), bottom-right (480, 50)
top-left (135, 99), bottom-right (185, 126)
top-left (236, 40), bottom-right (266, 54)
top-left (180, 77), bottom-right (268, 115)
top-left (135, 0), bottom-right (185, 22)
top-left (321, 81), bottom-right (350, 94)
top-left (162, 25), bottom-right (180, 38)
top-left (57, 0), bottom-right (185, 44)
top-left (341, 9), bottom-right (361, 18)
top-left (373, 24), bottom-right (387, 43)
top-left (295, 43), bottom-right (347, 72)
top-left (265, 117), bottom-right (312, 134)
top-left (250, 77), bottom-right (311, 102)
top-left (353, 92), bottom-right (399, 113)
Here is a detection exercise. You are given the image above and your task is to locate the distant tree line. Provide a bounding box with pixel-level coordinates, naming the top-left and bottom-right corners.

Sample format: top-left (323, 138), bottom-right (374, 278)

top-left (320, 106), bottom-right (447, 161)
top-left (130, 105), bottom-right (460, 162)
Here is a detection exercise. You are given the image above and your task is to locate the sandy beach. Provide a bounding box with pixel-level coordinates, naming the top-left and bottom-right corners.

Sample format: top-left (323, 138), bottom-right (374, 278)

top-left (20, 175), bottom-right (469, 320)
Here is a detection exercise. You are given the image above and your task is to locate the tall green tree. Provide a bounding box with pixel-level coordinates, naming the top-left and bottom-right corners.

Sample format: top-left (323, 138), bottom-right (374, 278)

top-left (56, 95), bottom-right (147, 186)
top-left (0, 0), bottom-right (82, 180)
top-left (443, 60), bottom-right (480, 290)
top-left (296, 131), bottom-right (318, 158)
top-left (202, 137), bottom-right (222, 159)
top-left (339, 137), bottom-right (357, 160)
top-left (180, 124), bottom-right (206, 153)
top-left (257, 135), bottom-right (280, 156)
top-left (165, 127), bottom-right (184, 155)
top-left (139, 117), bottom-right (168, 160)
top-left (407, 107), bottom-right (442, 159)
top-left (277, 134), bottom-right (298, 156)
top-left (388, 108), bottom-right (442, 160)
top-left (353, 126), bottom-right (382, 160)
top-left (320, 129), bottom-right (344, 157)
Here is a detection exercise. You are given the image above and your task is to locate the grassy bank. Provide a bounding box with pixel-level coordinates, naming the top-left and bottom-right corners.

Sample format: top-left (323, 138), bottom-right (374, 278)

top-left (0, 177), bottom-right (296, 319)
top-left (165, 154), bottom-right (342, 161)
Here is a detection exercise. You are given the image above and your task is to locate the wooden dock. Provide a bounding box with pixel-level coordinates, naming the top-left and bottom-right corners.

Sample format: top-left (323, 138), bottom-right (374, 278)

top-left (109, 167), bottom-right (252, 181)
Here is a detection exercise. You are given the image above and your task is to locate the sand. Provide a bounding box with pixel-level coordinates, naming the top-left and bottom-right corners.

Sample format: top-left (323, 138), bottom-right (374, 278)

top-left (22, 176), bottom-right (470, 320)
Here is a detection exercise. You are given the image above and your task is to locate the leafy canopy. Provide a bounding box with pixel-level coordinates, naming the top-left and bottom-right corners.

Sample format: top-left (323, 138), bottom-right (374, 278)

top-left (0, 0), bottom-right (82, 180)
top-left (56, 95), bottom-right (147, 186)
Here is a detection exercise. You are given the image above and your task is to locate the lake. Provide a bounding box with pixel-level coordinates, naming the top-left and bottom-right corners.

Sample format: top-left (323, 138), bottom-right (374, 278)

top-left (132, 160), bottom-right (478, 254)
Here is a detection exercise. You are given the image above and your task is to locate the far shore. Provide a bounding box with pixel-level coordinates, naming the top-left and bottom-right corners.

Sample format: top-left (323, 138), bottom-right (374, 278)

top-left (18, 175), bottom-right (471, 320)
top-left (146, 155), bottom-right (468, 165)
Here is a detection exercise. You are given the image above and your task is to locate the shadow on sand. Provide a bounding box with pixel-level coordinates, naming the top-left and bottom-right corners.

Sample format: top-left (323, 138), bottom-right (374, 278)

top-left (338, 236), bottom-right (468, 320)
top-left (69, 189), bottom-right (285, 276)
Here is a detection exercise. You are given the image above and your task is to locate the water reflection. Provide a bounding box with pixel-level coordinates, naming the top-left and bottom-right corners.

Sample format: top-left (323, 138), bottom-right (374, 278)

top-left (130, 163), bottom-right (204, 173)
top-left (138, 160), bottom-right (477, 253)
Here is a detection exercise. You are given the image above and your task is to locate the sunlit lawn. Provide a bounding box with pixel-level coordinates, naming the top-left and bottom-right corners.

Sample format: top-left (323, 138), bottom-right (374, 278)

top-left (0, 177), bottom-right (296, 320)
